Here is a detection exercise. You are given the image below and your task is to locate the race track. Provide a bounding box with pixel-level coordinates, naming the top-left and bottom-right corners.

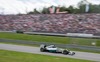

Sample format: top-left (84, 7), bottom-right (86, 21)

top-left (0, 44), bottom-right (100, 62)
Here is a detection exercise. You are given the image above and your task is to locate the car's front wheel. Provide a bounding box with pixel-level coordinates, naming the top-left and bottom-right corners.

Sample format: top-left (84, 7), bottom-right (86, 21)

top-left (71, 52), bottom-right (75, 55)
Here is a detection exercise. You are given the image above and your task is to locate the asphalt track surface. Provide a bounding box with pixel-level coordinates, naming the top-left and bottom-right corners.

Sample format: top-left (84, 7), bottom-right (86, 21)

top-left (0, 44), bottom-right (100, 62)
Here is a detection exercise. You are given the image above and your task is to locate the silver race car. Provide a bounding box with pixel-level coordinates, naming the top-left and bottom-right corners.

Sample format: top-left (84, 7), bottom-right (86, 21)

top-left (40, 44), bottom-right (75, 55)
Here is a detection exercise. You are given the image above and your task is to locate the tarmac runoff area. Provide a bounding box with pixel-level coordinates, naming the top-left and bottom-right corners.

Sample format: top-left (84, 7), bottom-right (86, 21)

top-left (0, 44), bottom-right (100, 62)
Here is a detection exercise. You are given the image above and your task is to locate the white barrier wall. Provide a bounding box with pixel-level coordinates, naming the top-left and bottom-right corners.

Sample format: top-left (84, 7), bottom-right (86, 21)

top-left (67, 33), bottom-right (93, 37)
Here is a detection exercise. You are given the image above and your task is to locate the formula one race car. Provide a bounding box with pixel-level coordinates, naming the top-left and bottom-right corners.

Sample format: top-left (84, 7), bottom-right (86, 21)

top-left (40, 44), bottom-right (75, 55)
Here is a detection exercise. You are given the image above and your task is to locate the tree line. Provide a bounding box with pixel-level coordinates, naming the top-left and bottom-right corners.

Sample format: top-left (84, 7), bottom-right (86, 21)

top-left (27, 0), bottom-right (100, 14)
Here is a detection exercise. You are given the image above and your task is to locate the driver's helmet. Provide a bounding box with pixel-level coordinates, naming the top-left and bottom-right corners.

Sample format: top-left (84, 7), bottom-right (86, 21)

top-left (50, 45), bottom-right (56, 48)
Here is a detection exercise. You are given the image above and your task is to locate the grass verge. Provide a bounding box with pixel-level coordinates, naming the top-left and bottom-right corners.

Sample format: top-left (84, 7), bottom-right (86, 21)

top-left (0, 50), bottom-right (93, 62)
top-left (0, 32), bottom-right (100, 46)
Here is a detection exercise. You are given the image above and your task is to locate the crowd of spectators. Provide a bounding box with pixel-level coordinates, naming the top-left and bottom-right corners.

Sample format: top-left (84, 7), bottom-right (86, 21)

top-left (0, 13), bottom-right (100, 35)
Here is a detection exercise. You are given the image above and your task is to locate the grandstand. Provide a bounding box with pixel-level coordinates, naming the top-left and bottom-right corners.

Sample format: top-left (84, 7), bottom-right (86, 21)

top-left (0, 13), bottom-right (100, 37)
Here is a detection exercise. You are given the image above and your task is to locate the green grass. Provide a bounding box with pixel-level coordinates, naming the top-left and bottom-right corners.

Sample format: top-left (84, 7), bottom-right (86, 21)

top-left (0, 50), bottom-right (93, 62)
top-left (0, 32), bottom-right (100, 46)
top-left (0, 32), bottom-right (70, 44)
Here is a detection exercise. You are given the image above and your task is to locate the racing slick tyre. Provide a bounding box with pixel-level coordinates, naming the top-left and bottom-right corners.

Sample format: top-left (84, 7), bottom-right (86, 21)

top-left (71, 52), bottom-right (75, 55)
top-left (62, 50), bottom-right (69, 55)
top-left (40, 48), bottom-right (45, 52)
